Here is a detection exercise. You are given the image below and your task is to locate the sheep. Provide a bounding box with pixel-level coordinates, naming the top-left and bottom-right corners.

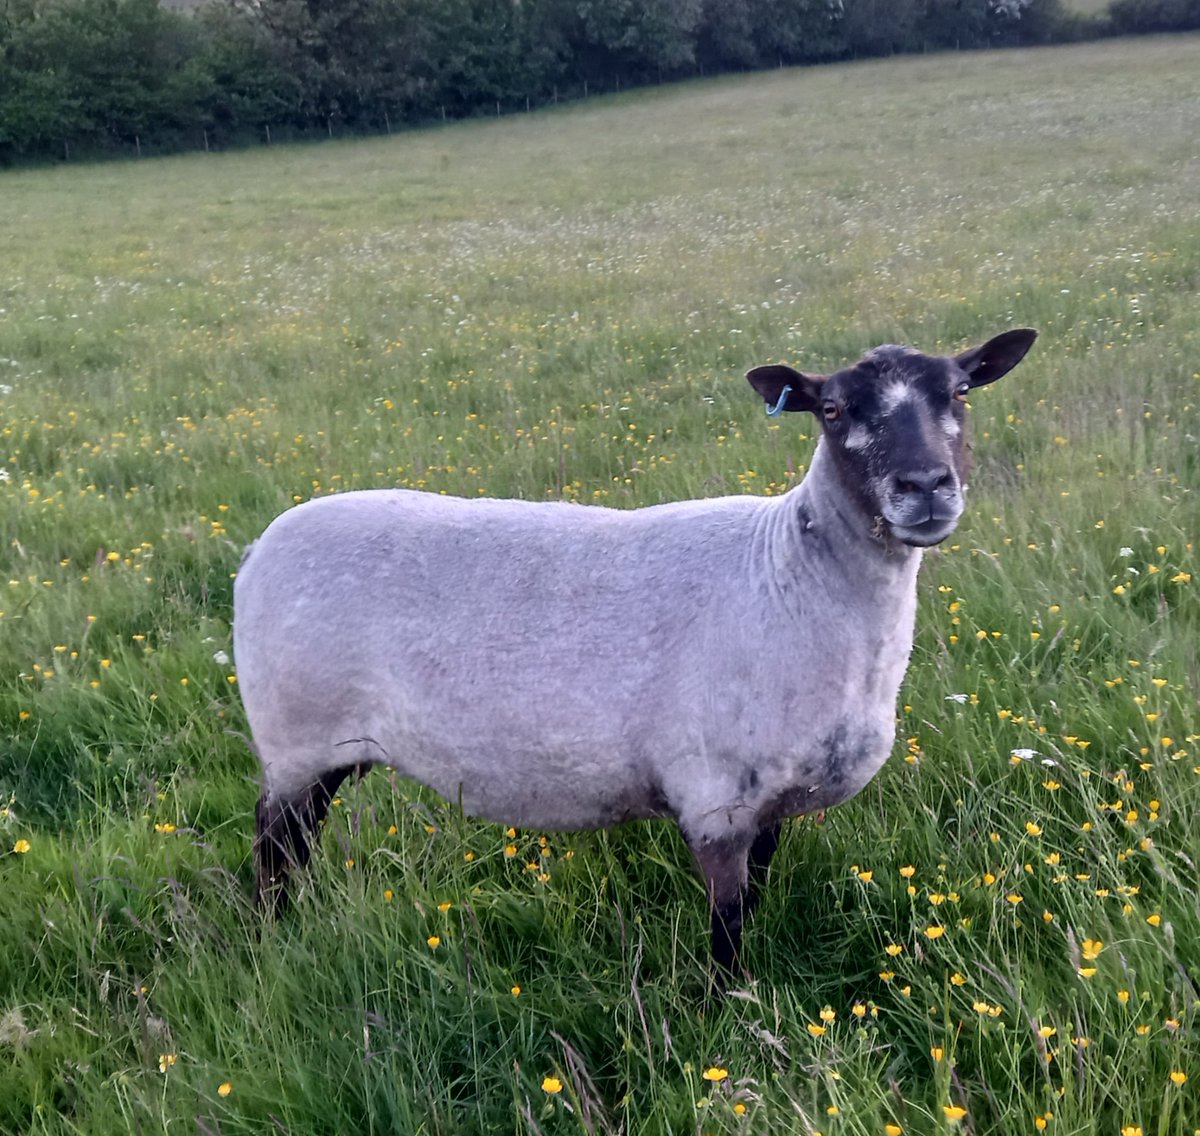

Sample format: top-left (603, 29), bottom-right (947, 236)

top-left (234, 328), bottom-right (1037, 974)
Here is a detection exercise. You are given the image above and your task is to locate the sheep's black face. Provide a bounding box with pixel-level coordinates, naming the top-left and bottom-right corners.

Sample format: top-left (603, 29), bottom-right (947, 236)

top-left (820, 347), bottom-right (970, 547)
top-left (747, 329), bottom-right (1038, 547)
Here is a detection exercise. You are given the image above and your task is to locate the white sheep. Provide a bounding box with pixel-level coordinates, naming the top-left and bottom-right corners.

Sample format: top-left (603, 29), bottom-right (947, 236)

top-left (234, 328), bottom-right (1037, 973)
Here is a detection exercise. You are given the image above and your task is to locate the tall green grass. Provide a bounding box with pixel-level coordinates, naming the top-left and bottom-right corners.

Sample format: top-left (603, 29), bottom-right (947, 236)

top-left (1, 34), bottom-right (1198, 1135)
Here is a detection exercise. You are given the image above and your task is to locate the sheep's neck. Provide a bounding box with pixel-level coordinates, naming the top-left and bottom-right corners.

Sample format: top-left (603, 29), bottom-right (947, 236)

top-left (772, 439), bottom-right (923, 591)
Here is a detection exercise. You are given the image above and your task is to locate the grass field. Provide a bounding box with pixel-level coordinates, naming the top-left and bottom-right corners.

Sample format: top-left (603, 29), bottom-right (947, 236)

top-left (2, 32), bottom-right (1198, 1136)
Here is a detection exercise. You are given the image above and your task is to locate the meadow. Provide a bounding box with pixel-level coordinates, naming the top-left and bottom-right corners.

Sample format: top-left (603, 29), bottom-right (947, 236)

top-left (1, 32), bottom-right (1198, 1136)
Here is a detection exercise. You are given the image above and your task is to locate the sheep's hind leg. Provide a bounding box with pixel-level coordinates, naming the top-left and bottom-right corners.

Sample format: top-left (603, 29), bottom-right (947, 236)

top-left (254, 764), bottom-right (361, 915)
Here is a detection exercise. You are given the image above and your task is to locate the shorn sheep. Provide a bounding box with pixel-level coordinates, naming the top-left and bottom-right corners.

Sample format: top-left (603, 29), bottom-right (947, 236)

top-left (234, 328), bottom-right (1037, 973)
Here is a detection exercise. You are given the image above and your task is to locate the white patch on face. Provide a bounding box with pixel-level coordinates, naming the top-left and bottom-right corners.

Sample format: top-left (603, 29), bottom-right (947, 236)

top-left (870, 474), bottom-right (892, 507)
top-left (879, 382), bottom-right (913, 415)
top-left (845, 424), bottom-right (870, 451)
top-left (941, 415), bottom-right (961, 439)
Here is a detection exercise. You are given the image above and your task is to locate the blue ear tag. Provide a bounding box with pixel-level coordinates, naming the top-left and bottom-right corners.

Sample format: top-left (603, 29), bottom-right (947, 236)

top-left (766, 385), bottom-right (793, 417)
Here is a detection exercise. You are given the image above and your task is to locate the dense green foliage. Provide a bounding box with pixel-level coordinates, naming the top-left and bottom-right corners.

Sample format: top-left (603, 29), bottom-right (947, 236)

top-left (1108, 0), bottom-right (1200, 31)
top-left (2, 34), bottom-right (1199, 1136)
top-left (0, 0), bottom-right (1118, 163)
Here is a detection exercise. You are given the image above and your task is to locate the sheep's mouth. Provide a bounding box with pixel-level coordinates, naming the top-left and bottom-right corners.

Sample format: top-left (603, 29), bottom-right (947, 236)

top-left (881, 487), bottom-right (963, 548)
top-left (888, 516), bottom-right (959, 547)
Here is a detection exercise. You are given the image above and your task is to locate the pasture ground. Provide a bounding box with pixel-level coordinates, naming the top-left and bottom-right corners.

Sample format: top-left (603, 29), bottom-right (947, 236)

top-left (1, 33), bottom-right (1198, 1136)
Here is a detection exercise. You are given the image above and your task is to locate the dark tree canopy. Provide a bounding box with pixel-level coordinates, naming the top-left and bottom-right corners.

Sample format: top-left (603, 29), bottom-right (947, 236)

top-left (0, 0), bottom-right (1172, 163)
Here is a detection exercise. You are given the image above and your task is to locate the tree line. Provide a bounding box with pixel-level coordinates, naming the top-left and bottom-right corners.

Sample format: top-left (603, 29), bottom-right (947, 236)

top-left (1, 0), bottom-right (1196, 164)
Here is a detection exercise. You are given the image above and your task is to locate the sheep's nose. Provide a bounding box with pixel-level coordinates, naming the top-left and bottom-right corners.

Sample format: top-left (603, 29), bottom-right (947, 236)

top-left (895, 465), bottom-right (953, 496)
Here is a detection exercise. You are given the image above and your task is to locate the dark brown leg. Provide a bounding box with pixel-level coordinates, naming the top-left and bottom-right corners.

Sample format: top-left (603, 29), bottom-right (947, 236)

top-left (745, 821), bottom-right (782, 920)
top-left (691, 833), bottom-right (754, 979)
top-left (689, 823), bottom-right (782, 982)
top-left (254, 764), bottom-right (360, 915)
top-left (254, 792), bottom-right (306, 916)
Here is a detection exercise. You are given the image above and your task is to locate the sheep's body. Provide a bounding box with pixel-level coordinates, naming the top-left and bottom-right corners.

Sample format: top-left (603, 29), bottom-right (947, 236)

top-left (236, 441), bottom-right (917, 844)
top-left (236, 329), bottom-right (1037, 974)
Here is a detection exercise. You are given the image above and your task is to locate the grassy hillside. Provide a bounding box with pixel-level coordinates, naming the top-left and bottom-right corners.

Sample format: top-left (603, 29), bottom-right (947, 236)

top-left (1, 34), bottom-right (1198, 1136)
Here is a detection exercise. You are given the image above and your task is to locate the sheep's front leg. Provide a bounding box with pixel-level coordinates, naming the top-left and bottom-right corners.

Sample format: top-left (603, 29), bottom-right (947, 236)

top-left (691, 833), bottom-right (756, 976)
top-left (746, 821), bottom-right (782, 913)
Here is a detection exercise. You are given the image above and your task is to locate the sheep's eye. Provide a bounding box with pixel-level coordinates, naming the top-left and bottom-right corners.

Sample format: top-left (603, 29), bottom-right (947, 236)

top-left (822, 400), bottom-right (841, 422)
top-left (952, 382), bottom-right (970, 403)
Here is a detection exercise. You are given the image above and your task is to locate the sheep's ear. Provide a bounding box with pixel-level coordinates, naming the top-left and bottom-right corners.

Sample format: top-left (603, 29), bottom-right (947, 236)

top-left (954, 328), bottom-right (1038, 389)
top-left (746, 364), bottom-right (826, 414)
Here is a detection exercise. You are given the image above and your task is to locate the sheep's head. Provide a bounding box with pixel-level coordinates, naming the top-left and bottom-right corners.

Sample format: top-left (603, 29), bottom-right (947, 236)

top-left (747, 329), bottom-right (1038, 547)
